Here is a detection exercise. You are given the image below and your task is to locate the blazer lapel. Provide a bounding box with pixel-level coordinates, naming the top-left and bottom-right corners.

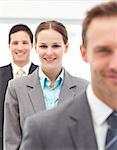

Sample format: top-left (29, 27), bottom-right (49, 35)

top-left (59, 70), bottom-right (76, 103)
top-left (28, 63), bottom-right (38, 74)
top-left (68, 92), bottom-right (98, 150)
top-left (26, 68), bottom-right (46, 113)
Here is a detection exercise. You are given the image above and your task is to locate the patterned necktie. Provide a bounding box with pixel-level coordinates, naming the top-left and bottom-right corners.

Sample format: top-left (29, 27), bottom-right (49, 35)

top-left (105, 111), bottom-right (117, 150)
top-left (16, 68), bottom-right (26, 77)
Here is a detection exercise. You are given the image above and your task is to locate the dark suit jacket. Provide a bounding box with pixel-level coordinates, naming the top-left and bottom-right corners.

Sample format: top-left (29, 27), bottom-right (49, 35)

top-left (20, 89), bottom-right (98, 150)
top-left (0, 63), bottom-right (37, 150)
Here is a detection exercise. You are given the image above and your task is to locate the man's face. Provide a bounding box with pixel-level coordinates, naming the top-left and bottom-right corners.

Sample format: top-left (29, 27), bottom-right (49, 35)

top-left (9, 31), bottom-right (32, 67)
top-left (80, 17), bottom-right (117, 105)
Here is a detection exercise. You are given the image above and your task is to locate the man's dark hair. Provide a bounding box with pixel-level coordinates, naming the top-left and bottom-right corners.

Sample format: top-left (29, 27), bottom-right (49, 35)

top-left (9, 24), bottom-right (33, 44)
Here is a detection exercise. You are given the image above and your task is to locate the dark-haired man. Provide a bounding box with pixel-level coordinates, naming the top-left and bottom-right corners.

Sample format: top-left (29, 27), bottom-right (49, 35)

top-left (0, 24), bottom-right (37, 150)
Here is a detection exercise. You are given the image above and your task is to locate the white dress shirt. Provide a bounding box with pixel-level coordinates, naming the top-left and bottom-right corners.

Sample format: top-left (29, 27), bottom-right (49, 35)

top-left (11, 61), bottom-right (31, 78)
top-left (86, 84), bottom-right (113, 150)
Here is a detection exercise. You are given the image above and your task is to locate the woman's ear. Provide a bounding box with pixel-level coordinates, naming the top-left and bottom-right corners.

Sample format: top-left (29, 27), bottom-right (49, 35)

top-left (80, 44), bottom-right (88, 62)
top-left (34, 43), bottom-right (38, 53)
top-left (64, 42), bottom-right (69, 53)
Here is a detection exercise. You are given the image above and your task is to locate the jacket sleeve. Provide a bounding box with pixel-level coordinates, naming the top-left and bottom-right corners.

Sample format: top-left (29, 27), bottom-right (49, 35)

top-left (4, 80), bottom-right (22, 150)
top-left (19, 116), bottom-right (43, 150)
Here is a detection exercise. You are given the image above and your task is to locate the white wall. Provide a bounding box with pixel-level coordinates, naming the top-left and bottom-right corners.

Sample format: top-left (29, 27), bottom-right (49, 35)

top-left (0, 0), bottom-right (108, 19)
top-left (0, 0), bottom-right (109, 80)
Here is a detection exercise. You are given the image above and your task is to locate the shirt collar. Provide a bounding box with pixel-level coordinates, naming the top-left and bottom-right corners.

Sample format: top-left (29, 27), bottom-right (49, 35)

top-left (11, 61), bottom-right (31, 77)
top-left (86, 84), bottom-right (113, 126)
top-left (39, 67), bottom-right (64, 89)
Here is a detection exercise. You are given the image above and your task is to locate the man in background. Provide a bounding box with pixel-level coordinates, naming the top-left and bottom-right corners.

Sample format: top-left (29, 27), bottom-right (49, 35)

top-left (20, 1), bottom-right (117, 150)
top-left (0, 24), bottom-right (37, 150)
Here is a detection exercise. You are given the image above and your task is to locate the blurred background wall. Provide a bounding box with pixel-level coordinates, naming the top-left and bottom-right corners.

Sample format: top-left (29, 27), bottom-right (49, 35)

top-left (0, 0), bottom-right (109, 80)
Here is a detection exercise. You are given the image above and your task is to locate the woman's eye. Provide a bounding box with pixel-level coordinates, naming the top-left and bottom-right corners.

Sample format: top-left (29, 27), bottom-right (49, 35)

top-left (22, 41), bottom-right (29, 45)
top-left (52, 45), bottom-right (61, 48)
top-left (39, 45), bottom-right (47, 48)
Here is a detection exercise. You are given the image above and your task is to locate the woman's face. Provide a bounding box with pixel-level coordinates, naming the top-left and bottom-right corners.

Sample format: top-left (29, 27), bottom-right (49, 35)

top-left (35, 29), bottom-right (68, 74)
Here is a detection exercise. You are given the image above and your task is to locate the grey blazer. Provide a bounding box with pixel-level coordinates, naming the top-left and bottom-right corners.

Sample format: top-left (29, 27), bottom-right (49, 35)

top-left (20, 90), bottom-right (98, 150)
top-left (4, 67), bottom-right (88, 150)
top-left (0, 63), bottom-right (37, 150)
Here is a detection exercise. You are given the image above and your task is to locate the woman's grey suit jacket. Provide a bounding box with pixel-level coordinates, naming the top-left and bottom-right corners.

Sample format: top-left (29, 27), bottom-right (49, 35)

top-left (4, 67), bottom-right (88, 150)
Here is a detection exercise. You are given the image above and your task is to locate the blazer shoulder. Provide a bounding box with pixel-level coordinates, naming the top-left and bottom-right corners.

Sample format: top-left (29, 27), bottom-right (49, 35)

top-left (0, 64), bottom-right (12, 79)
top-left (75, 76), bottom-right (89, 84)
top-left (0, 64), bottom-right (11, 70)
top-left (64, 70), bottom-right (89, 85)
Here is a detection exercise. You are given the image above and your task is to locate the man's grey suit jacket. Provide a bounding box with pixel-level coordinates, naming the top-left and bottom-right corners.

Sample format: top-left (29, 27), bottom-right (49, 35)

top-left (20, 89), bottom-right (98, 150)
top-left (4, 67), bottom-right (88, 150)
top-left (0, 63), bottom-right (37, 150)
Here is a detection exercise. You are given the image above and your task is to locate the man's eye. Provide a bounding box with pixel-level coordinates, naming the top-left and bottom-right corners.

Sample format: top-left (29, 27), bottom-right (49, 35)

top-left (99, 48), bottom-right (111, 54)
top-left (12, 42), bottom-right (18, 45)
top-left (96, 46), bottom-right (112, 54)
